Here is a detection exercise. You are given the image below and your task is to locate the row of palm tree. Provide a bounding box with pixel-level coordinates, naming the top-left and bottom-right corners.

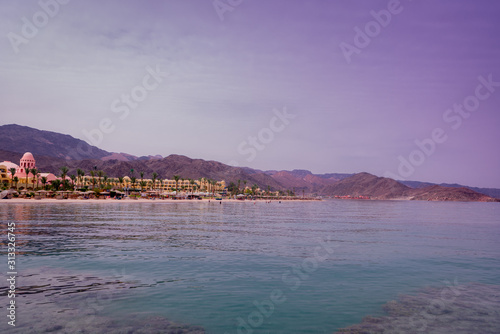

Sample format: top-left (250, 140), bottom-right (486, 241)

top-left (6, 165), bottom-right (227, 195)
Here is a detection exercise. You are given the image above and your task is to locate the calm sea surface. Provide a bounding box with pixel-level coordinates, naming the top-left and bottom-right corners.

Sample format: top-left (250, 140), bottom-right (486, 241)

top-left (1, 200), bottom-right (499, 333)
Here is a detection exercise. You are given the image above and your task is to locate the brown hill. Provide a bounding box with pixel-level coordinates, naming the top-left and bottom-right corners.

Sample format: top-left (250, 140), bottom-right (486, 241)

top-left (321, 172), bottom-right (499, 202)
top-left (268, 170), bottom-right (351, 193)
top-left (321, 172), bottom-right (411, 199)
top-left (405, 185), bottom-right (499, 202)
top-left (0, 124), bottom-right (110, 160)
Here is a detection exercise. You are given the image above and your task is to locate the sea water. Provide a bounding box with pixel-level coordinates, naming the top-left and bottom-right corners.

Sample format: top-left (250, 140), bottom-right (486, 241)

top-left (0, 200), bottom-right (499, 333)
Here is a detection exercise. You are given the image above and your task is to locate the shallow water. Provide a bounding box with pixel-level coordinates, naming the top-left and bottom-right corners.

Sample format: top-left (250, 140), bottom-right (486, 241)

top-left (0, 200), bottom-right (499, 333)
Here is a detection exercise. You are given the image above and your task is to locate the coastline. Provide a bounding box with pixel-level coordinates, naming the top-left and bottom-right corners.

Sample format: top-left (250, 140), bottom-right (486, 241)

top-left (0, 197), bottom-right (316, 204)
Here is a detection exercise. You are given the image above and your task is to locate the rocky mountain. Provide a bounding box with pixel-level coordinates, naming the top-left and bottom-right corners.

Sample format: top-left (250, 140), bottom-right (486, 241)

top-left (405, 185), bottom-right (497, 202)
top-left (0, 124), bottom-right (111, 160)
top-left (400, 180), bottom-right (500, 200)
top-left (321, 172), bottom-right (499, 202)
top-left (265, 170), bottom-right (352, 193)
top-left (0, 124), bottom-right (162, 162)
top-left (321, 172), bottom-right (411, 199)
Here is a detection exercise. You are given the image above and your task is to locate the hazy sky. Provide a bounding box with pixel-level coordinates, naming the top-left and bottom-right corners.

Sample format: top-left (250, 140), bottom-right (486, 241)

top-left (1, 0), bottom-right (500, 187)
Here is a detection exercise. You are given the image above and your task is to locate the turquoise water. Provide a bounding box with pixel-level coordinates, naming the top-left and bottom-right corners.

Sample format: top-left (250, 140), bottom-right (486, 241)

top-left (1, 200), bottom-right (499, 333)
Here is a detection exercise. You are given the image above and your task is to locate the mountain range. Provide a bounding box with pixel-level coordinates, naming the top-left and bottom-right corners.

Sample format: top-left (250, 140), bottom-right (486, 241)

top-left (0, 124), bottom-right (498, 202)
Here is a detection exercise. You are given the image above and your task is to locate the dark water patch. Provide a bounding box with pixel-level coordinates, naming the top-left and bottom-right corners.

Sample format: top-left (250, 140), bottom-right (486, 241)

top-left (0, 267), bottom-right (205, 333)
top-left (336, 283), bottom-right (500, 334)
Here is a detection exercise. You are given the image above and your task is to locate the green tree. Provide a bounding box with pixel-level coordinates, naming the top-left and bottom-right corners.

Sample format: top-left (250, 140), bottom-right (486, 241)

top-left (252, 184), bottom-right (258, 196)
top-left (152, 172), bottom-right (158, 191)
top-left (70, 175), bottom-right (77, 190)
top-left (13, 176), bottom-right (19, 190)
top-left (90, 170), bottom-right (95, 189)
top-left (140, 180), bottom-right (147, 192)
top-left (9, 168), bottom-right (16, 188)
top-left (30, 168), bottom-right (38, 190)
top-left (60, 166), bottom-right (69, 187)
top-left (62, 179), bottom-right (71, 191)
top-left (97, 170), bottom-right (104, 188)
top-left (76, 169), bottom-right (84, 186)
top-left (24, 167), bottom-right (30, 190)
top-left (190, 179), bottom-right (195, 196)
top-left (41, 176), bottom-right (48, 190)
top-left (173, 175), bottom-right (180, 193)
top-left (51, 179), bottom-right (62, 191)
top-left (130, 176), bottom-right (137, 190)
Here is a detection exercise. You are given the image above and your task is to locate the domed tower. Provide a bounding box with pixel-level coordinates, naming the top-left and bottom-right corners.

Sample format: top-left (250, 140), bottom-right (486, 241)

top-left (17, 152), bottom-right (36, 176)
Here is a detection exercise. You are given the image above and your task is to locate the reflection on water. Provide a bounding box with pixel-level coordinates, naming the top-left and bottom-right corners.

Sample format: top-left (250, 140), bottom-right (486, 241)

top-left (336, 283), bottom-right (500, 334)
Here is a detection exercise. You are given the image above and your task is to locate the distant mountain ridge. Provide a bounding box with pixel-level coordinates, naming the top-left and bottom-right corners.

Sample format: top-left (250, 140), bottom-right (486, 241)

top-left (0, 124), bottom-right (163, 162)
top-left (399, 180), bottom-right (500, 201)
top-left (0, 124), bottom-right (111, 160)
top-left (0, 124), bottom-right (499, 201)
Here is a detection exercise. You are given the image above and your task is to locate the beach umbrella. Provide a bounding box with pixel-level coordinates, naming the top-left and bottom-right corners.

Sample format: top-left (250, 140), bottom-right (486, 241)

top-left (0, 190), bottom-right (18, 199)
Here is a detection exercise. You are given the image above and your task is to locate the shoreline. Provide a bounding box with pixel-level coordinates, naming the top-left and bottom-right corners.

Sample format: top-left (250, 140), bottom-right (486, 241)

top-left (0, 197), bottom-right (318, 204)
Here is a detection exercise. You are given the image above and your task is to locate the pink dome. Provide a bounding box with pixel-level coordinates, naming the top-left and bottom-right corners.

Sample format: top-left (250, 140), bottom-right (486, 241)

top-left (21, 152), bottom-right (35, 161)
top-left (19, 152), bottom-right (36, 170)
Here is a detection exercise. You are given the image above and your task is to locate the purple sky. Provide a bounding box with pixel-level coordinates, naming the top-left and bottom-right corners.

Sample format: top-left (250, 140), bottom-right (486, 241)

top-left (1, 0), bottom-right (500, 187)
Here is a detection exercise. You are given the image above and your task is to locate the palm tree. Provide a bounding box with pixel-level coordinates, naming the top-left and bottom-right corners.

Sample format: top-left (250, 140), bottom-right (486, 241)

top-left (76, 169), bottom-right (84, 187)
top-left (29, 168), bottom-right (37, 190)
top-left (237, 179), bottom-right (241, 194)
top-left (118, 177), bottom-right (124, 189)
top-left (152, 172), bottom-right (158, 191)
top-left (243, 180), bottom-right (247, 191)
top-left (140, 171), bottom-right (144, 187)
top-left (9, 168), bottom-right (16, 188)
top-left (51, 179), bottom-right (62, 191)
top-left (24, 167), bottom-right (30, 190)
top-left (29, 168), bottom-right (38, 190)
top-left (139, 181), bottom-right (147, 192)
top-left (173, 175), bottom-right (180, 193)
top-left (13, 177), bottom-right (19, 190)
top-left (41, 176), bottom-right (48, 190)
top-left (97, 170), bottom-right (104, 188)
top-left (130, 176), bottom-right (137, 190)
top-left (70, 175), bottom-right (77, 190)
top-left (60, 166), bottom-right (69, 184)
top-left (90, 170), bottom-right (95, 189)
top-left (62, 179), bottom-right (71, 191)
top-left (190, 179), bottom-right (195, 196)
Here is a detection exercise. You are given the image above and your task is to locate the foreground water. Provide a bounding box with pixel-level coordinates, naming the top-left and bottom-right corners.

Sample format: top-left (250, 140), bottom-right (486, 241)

top-left (1, 200), bottom-right (499, 333)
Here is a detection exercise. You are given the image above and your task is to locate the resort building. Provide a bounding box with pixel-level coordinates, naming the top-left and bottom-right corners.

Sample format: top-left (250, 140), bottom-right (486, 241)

top-left (0, 152), bottom-right (57, 189)
top-left (1, 152), bottom-right (227, 194)
top-left (77, 176), bottom-right (226, 194)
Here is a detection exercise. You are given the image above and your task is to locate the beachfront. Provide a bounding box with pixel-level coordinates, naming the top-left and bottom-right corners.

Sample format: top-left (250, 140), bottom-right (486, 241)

top-left (0, 152), bottom-right (306, 201)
